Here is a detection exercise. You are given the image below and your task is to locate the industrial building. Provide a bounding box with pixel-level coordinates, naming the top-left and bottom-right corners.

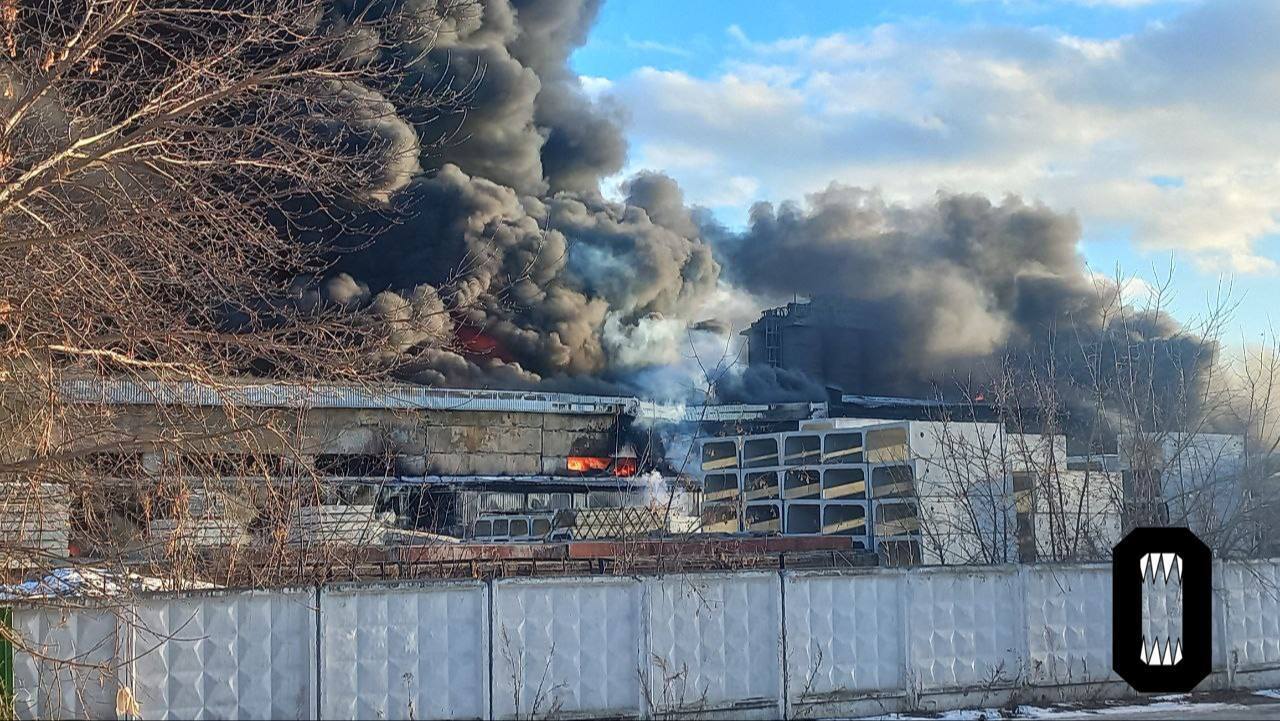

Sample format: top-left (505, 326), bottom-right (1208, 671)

top-left (0, 378), bottom-right (1249, 575)
top-left (51, 380), bottom-right (695, 554)
top-left (695, 415), bottom-right (1125, 565)
top-left (742, 296), bottom-right (874, 393)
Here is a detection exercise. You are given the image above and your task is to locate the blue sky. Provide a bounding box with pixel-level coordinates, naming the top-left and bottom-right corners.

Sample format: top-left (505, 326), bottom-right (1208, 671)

top-left (569, 0), bottom-right (1280, 343)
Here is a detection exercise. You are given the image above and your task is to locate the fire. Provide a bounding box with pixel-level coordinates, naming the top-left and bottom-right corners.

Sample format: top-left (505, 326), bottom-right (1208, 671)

top-left (454, 324), bottom-right (515, 363)
top-left (567, 455), bottom-right (637, 477)
top-left (568, 456), bottom-right (610, 472)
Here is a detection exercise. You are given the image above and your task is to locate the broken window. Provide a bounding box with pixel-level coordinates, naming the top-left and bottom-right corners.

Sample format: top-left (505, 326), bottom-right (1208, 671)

top-left (823, 468), bottom-right (866, 499)
top-left (784, 435), bottom-right (821, 465)
top-left (784, 469), bottom-right (821, 499)
top-left (823, 432), bottom-right (864, 464)
top-left (701, 441), bottom-right (738, 472)
top-left (866, 427), bottom-right (910, 463)
top-left (531, 517), bottom-right (552, 537)
top-left (743, 437), bottom-right (779, 468)
top-left (871, 464), bottom-right (916, 498)
top-left (314, 454), bottom-right (394, 477)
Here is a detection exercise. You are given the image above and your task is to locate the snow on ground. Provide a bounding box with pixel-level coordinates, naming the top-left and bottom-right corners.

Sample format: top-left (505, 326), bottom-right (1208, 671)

top-left (866, 695), bottom-right (1254, 720)
top-left (0, 566), bottom-right (218, 599)
top-left (1253, 689), bottom-right (1280, 699)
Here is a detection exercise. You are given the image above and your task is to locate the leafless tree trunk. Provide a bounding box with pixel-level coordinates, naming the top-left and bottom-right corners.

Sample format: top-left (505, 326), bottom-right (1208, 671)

top-left (0, 1), bottom-right (475, 707)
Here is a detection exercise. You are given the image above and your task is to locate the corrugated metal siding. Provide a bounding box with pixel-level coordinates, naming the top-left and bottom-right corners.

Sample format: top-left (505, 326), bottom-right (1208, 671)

top-left (319, 582), bottom-right (488, 720)
top-left (11, 606), bottom-right (119, 720)
top-left (127, 590), bottom-right (315, 720)
top-left (906, 569), bottom-right (1023, 691)
top-left (1221, 560), bottom-right (1280, 671)
top-left (491, 577), bottom-right (642, 720)
top-left (646, 573), bottom-right (781, 716)
top-left (1024, 566), bottom-right (1115, 685)
top-left (784, 571), bottom-right (904, 706)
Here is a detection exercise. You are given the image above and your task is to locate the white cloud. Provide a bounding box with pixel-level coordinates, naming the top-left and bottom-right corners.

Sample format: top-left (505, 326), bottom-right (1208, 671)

top-left (623, 36), bottom-right (693, 58)
top-left (608, 1), bottom-right (1280, 274)
top-left (577, 75), bottom-right (613, 99)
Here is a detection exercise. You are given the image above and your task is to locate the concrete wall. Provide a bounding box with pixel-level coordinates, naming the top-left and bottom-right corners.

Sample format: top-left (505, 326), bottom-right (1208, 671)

top-left (10, 561), bottom-right (1280, 719)
top-left (97, 405), bottom-right (623, 477)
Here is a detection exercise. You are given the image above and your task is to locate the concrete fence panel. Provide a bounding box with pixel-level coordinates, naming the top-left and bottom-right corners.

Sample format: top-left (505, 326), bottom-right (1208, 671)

top-left (905, 567), bottom-right (1023, 692)
top-left (783, 570), bottom-right (906, 718)
top-left (14, 558), bottom-right (1280, 720)
top-left (125, 589), bottom-right (315, 720)
top-left (491, 576), bottom-right (643, 720)
top-left (1023, 565), bottom-right (1116, 686)
top-left (645, 572), bottom-right (782, 718)
top-left (318, 581), bottom-right (489, 721)
top-left (1219, 560), bottom-right (1280, 673)
top-left (10, 604), bottom-right (120, 720)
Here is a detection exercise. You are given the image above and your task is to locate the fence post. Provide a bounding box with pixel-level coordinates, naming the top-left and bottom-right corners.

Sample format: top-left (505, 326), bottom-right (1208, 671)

top-left (639, 577), bottom-right (651, 721)
top-left (1216, 560), bottom-right (1233, 689)
top-left (778, 569), bottom-right (788, 720)
top-left (901, 569), bottom-right (915, 713)
top-left (313, 586), bottom-right (323, 721)
top-left (1017, 565), bottom-right (1033, 695)
top-left (486, 578), bottom-right (496, 721)
top-left (1, 607), bottom-right (12, 721)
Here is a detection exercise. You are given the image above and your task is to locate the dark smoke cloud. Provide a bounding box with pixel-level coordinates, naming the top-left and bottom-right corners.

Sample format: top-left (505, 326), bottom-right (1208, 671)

top-left (306, 0), bottom-right (1211, 426)
top-left (715, 186), bottom-right (1095, 383)
top-left (707, 185), bottom-right (1217, 430)
top-left (714, 366), bottom-right (828, 404)
top-left (313, 0), bottom-right (718, 390)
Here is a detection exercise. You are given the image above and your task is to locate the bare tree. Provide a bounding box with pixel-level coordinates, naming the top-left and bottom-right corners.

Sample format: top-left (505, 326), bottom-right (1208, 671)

top-left (912, 265), bottom-right (1268, 564)
top-left (0, 1), bottom-right (476, 710)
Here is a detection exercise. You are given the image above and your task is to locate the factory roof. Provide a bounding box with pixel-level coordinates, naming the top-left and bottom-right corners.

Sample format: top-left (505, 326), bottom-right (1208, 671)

top-left (58, 377), bottom-right (828, 423)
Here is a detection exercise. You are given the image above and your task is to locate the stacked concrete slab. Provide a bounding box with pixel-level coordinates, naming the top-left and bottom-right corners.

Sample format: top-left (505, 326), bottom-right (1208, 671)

top-left (147, 488), bottom-right (254, 548)
top-left (286, 504), bottom-right (385, 546)
top-left (0, 482), bottom-right (69, 565)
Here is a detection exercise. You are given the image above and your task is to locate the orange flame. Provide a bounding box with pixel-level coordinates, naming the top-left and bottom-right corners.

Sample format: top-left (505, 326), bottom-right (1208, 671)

top-left (567, 456), bottom-right (637, 477)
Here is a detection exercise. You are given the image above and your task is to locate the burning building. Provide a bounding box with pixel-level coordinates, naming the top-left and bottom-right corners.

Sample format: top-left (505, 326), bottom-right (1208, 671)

top-left (56, 379), bottom-right (697, 555)
top-left (35, 375), bottom-right (1255, 573)
top-left (742, 297), bottom-right (874, 394)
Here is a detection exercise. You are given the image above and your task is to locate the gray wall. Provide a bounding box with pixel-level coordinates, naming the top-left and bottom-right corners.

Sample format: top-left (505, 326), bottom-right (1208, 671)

top-left (10, 561), bottom-right (1280, 719)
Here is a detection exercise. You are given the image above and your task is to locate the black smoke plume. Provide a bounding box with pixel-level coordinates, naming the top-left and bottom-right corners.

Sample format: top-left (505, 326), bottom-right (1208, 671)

top-left (708, 186), bottom-right (1217, 434)
top-left (316, 0), bottom-right (718, 391)
top-left (310, 0), bottom-right (1214, 431)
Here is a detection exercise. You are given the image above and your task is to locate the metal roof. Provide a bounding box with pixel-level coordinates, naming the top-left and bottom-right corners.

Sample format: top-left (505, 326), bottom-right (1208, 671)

top-left (60, 378), bottom-right (638, 415)
top-left (59, 378), bottom-right (830, 422)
